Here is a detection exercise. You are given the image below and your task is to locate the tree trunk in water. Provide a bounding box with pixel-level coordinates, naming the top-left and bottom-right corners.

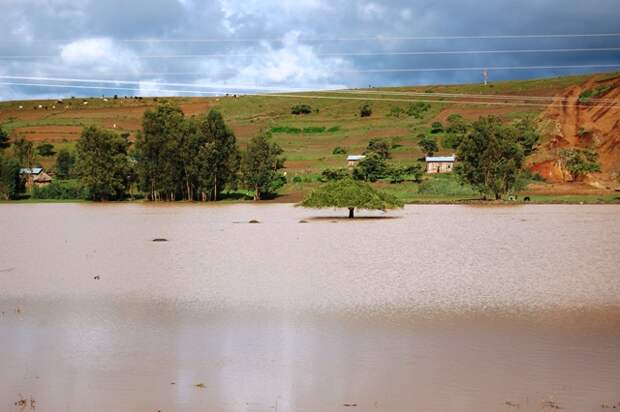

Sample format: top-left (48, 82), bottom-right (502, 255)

top-left (213, 176), bottom-right (218, 201)
top-left (348, 208), bottom-right (354, 219)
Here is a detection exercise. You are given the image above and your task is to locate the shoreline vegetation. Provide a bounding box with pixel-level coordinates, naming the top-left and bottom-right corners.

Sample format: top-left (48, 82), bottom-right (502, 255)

top-left (3, 193), bottom-right (619, 205)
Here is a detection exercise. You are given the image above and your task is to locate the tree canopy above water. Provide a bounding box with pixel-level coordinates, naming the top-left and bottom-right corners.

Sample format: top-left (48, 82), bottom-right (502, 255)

top-left (299, 178), bottom-right (403, 218)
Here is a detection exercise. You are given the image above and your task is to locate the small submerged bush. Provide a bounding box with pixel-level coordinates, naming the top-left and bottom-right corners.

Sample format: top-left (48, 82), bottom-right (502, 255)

top-left (31, 180), bottom-right (89, 199)
top-left (418, 174), bottom-right (477, 196)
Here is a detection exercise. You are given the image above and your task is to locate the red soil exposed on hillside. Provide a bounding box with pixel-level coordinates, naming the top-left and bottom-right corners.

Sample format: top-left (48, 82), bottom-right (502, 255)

top-left (533, 74), bottom-right (620, 185)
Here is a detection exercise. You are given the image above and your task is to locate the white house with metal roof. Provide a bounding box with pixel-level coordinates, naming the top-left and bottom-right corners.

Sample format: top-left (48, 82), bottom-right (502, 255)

top-left (19, 167), bottom-right (44, 175)
top-left (425, 155), bottom-right (456, 174)
top-left (346, 155), bottom-right (366, 167)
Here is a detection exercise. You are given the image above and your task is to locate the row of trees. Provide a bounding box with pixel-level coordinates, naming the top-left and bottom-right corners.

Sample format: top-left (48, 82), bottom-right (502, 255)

top-left (74, 104), bottom-right (286, 201)
top-left (0, 128), bottom-right (23, 199)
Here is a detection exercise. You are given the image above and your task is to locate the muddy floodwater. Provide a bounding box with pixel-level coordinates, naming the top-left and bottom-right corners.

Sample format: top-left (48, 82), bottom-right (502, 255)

top-left (1, 204), bottom-right (619, 411)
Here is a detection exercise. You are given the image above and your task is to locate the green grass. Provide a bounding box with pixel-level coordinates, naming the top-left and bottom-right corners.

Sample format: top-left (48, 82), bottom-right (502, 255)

top-left (0, 117), bottom-right (96, 133)
top-left (270, 125), bottom-right (342, 134)
top-left (578, 85), bottom-right (614, 103)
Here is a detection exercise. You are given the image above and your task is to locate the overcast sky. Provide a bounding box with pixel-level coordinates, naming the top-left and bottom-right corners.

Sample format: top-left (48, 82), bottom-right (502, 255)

top-left (1, 0), bottom-right (619, 100)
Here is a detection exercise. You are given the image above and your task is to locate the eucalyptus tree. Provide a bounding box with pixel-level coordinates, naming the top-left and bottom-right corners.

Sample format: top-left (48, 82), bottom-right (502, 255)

top-left (75, 126), bottom-right (131, 201)
top-left (241, 132), bottom-right (285, 200)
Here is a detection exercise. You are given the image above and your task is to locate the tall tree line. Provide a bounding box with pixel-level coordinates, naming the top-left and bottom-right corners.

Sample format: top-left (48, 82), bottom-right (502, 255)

top-left (2, 103), bottom-right (286, 201)
top-left (134, 104), bottom-right (241, 201)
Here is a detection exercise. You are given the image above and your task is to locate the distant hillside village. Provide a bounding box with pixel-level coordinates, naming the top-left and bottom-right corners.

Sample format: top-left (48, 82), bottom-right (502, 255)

top-left (2, 90), bottom-right (610, 203)
top-left (347, 154), bottom-right (455, 174)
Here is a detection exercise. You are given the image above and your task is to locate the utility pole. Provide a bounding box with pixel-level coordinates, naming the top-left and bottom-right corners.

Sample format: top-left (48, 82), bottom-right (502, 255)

top-left (482, 69), bottom-right (489, 86)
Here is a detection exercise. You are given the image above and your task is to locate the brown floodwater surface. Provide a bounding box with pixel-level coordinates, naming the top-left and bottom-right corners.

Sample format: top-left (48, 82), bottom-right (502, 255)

top-left (1, 204), bottom-right (619, 411)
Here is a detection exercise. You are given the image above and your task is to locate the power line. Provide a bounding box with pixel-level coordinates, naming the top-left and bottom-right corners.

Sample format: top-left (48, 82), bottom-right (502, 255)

top-left (3, 81), bottom-right (619, 109)
top-left (4, 80), bottom-right (617, 104)
top-left (3, 33), bottom-right (620, 43)
top-left (2, 47), bottom-right (620, 59)
top-left (0, 81), bottom-right (223, 95)
top-left (335, 64), bottom-right (620, 73)
top-left (4, 64), bottom-right (619, 80)
top-left (333, 89), bottom-right (620, 104)
top-left (0, 75), bottom-right (325, 92)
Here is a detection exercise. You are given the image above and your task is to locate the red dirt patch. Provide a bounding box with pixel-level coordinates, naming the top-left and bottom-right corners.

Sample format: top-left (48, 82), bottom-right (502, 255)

top-left (524, 182), bottom-right (611, 195)
top-left (11, 126), bottom-right (83, 142)
top-left (539, 74), bottom-right (620, 183)
top-left (529, 160), bottom-right (565, 183)
top-left (231, 123), bottom-right (262, 139)
top-left (366, 128), bottom-right (410, 138)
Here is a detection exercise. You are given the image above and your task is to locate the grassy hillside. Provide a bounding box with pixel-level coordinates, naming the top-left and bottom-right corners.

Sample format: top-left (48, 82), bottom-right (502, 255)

top-left (1, 71), bottom-right (619, 203)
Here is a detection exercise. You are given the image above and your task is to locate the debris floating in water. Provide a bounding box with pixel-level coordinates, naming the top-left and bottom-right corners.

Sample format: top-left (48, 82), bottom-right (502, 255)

top-left (93, 275), bottom-right (100, 280)
top-left (152, 238), bottom-right (168, 242)
top-left (14, 394), bottom-right (35, 410)
top-left (195, 383), bottom-right (206, 388)
top-left (298, 220), bottom-right (308, 223)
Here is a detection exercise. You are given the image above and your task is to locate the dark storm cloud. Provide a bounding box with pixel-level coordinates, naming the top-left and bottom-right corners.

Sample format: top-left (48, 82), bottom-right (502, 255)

top-left (1, 0), bottom-right (619, 99)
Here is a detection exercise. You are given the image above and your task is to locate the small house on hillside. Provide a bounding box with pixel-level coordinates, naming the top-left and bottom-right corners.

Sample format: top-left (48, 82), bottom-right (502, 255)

top-left (347, 155), bottom-right (366, 167)
top-left (20, 167), bottom-right (52, 188)
top-left (425, 155), bottom-right (455, 174)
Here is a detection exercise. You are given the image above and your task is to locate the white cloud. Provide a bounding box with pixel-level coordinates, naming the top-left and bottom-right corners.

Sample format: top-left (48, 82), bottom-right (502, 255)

top-left (60, 38), bottom-right (143, 75)
top-left (400, 8), bottom-right (412, 20)
top-left (190, 32), bottom-right (349, 91)
top-left (358, 2), bottom-right (385, 20)
top-left (138, 79), bottom-right (179, 97)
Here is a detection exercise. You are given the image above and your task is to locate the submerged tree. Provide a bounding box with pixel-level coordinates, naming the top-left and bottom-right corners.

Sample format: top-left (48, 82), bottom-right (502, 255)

top-left (456, 116), bottom-right (525, 200)
top-left (134, 103), bottom-right (186, 201)
top-left (75, 126), bottom-right (131, 201)
top-left (135, 104), bottom-right (240, 201)
top-left (241, 132), bottom-right (285, 200)
top-left (299, 178), bottom-right (403, 218)
top-left (0, 155), bottom-right (22, 200)
top-left (195, 110), bottom-right (240, 201)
